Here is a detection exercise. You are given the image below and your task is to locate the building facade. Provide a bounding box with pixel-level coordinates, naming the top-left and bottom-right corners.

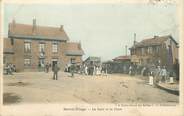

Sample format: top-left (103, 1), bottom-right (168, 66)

top-left (3, 19), bottom-right (84, 72)
top-left (3, 38), bottom-right (14, 65)
top-left (112, 55), bottom-right (131, 63)
top-left (129, 35), bottom-right (179, 68)
top-left (65, 42), bottom-right (84, 65)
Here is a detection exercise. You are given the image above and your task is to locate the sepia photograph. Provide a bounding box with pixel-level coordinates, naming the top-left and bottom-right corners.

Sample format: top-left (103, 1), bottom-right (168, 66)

top-left (2, 3), bottom-right (180, 106)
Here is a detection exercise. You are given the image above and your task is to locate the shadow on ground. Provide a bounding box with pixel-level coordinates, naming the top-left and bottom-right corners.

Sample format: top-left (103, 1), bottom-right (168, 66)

top-left (6, 81), bottom-right (31, 87)
top-left (3, 93), bottom-right (21, 104)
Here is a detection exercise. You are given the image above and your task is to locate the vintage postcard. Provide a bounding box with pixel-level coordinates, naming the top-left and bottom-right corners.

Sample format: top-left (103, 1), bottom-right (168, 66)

top-left (0, 0), bottom-right (184, 116)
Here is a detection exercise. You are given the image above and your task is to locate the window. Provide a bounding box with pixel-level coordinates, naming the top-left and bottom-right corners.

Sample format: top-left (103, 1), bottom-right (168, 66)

top-left (141, 48), bottom-right (145, 55)
top-left (70, 58), bottom-right (76, 64)
top-left (52, 43), bottom-right (58, 53)
top-left (24, 42), bottom-right (31, 53)
top-left (24, 58), bottom-right (31, 66)
top-left (39, 43), bottom-right (45, 53)
top-left (131, 49), bottom-right (136, 55)
top-left (52, 58), bottom-right (58, 67)
top-left (148, 47), bottom-right (153, 54)
top-left (156, 46), bottom-right (160, 53)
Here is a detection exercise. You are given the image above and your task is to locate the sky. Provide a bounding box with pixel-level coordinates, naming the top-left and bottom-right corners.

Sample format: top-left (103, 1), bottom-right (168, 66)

top-left (4, 4), bottom-right (178, 61)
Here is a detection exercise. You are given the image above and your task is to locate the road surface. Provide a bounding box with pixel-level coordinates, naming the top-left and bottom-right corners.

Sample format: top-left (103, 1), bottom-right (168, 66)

top-left (3, 72), bottom-right (179, 104)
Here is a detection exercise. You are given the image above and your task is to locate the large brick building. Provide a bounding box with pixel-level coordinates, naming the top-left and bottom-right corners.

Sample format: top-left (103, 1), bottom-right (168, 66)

top-left (129, 35), bottom-right (179, 68)
top-left (3, 19), bottom-right (84, 72)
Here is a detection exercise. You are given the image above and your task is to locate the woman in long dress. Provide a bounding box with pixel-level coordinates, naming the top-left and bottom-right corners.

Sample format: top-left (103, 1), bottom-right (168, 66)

top-left (85, 66), bottom-right (88, 75)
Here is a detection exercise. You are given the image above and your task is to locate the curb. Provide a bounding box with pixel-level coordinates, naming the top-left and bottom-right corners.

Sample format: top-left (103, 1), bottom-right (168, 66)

top-left (156, 83), bottom-right (179, 96)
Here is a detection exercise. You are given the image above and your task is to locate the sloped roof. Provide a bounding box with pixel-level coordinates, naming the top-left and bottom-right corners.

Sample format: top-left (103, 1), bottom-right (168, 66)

top-left (85, 56), bottom-right (101, 62)
top-left (8, 22), bottom-right (69, 41)
top-left (113, 55), bottom-right (131, 61)
top-left (65, 42), bottom-right (84, 56)
top-left (132, 35), bottom-right (178, 48)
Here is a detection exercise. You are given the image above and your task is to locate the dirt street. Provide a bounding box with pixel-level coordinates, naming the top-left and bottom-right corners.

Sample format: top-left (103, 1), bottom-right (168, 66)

top-left (3, 72), bottom-right (179, 104)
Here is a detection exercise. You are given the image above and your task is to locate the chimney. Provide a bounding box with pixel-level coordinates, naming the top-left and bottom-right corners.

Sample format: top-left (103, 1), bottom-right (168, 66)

top-left (12, 19), bottom-right (16, 27)
top-left (11, 19), bottom-right (16, 28)
top-left (32, 18), bottom-right (36, 33)
top-left (133, 33), bottom-right (136, 45)
top-left (78, 41), bottom-right (81, 49)
top-left (9, 19), bottom-right (16, 33)
top-left (59, 25), bottom-right (63, 31)
top-left (154, 35), bottom-right (159, 39)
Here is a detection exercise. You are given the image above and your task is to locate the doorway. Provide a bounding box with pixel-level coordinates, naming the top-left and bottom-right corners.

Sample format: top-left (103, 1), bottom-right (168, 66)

top-left (52, 58), bottom-right (58, 67)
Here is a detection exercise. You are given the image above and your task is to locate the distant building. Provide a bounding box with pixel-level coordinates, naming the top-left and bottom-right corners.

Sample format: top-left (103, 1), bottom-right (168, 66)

top-left (99, 55), bottom-right (131, 74)
top-left (83, 56), bottom-right (101, 66)
top-left (129, 35), bottom-right (179, 68)
top-left (65, 42), bottom-right (84, 65)
top-left (3, 19), bottom-right (84, 72)
top-left (112, 55), bottom-right (131, 63)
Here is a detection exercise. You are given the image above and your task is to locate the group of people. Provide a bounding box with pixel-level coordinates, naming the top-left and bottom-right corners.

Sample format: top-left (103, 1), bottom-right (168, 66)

top-left (65, 63), bottom-right (108, 77)
top-left (37, 62), bottom-right (60, 80)
top-left (45, 63), bottom-right (52, 73)
top-left (4, 63), bottom-right (16, 75)
top-left (128, 64), bottom-right (171, 83)
top-left (151, 66), bottom-right (168, 83)
top-left (44, 63), bottom-right (60, 80)
top-left (4, 61), bottom-right (176, 84)
top-left (80, 64), bottom-right (108, 76)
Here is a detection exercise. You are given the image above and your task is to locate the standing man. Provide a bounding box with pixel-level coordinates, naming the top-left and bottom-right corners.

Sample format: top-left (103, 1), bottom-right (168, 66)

top-left (70, 63), bottom-right (75, 77)
top-left (129, 65), bottom-right (132, 75)
top-left (155, 66), bottom-right (161, 83)
top-left (45, 63), bottom-right (49, 73)
top-left (8, 64), bottom-right (13, 75)
top-left (141, 67), bottom-right (146, 76)
top-left (5, 63), bottom-right (10, 75)
top-left (93, 65), bottom-right (96, 76)
top-left (52, 63), bottom-right (60, 80)
top-left (160, 66), bottom-right (167, 83)
top-left (85, 65), bottom-right (88, 75)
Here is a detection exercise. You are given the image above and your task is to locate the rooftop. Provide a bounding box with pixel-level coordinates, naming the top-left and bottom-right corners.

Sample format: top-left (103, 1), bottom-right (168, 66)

top-left (8, 19), bottom-right (69, 41)
top-left (112, 55), bottom-right (131, 61)
top-left (65, 42), bottom-right (84, 56)
top-left (131, 35), bottom-right (178, 48)
top-left (85, 56), bottom-right (101, 62)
